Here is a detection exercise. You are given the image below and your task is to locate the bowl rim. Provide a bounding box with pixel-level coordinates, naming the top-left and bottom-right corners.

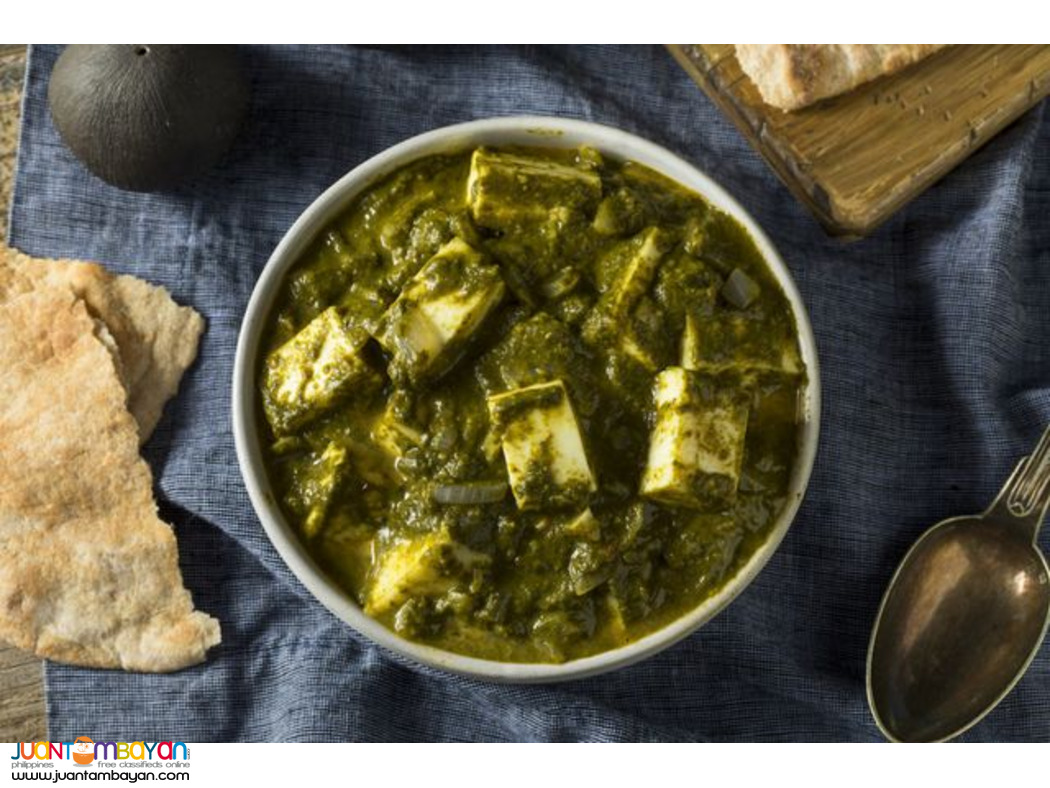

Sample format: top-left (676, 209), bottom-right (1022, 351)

top-left (232, 115), bottom-right (822, 683)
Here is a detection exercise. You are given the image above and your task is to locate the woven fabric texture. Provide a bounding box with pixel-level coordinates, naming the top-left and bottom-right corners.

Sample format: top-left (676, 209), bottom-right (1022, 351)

top-left (8, 44), bottom-right (1050, 742)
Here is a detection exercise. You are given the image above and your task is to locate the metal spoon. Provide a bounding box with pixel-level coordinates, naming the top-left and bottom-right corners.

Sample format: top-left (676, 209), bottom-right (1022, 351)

top-left (867, 424), bottom-right (1050, 742)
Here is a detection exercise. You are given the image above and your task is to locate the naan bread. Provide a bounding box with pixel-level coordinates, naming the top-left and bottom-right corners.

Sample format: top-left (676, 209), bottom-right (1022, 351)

top-left (0, 245), bottom-right (204, 442)
top-left (734, 44), bottom-right (946, 111)
top-left (0, 285), bottom-right (219, 671)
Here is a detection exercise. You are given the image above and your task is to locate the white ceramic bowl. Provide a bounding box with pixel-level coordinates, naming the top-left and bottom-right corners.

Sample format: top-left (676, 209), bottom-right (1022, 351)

top-left (233, 116), bottom-right (821, 682)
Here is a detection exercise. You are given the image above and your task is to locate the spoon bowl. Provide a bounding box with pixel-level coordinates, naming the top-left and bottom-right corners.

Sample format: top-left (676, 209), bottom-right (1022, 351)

top-left (867, 426), bottom-right (1050, 742)
top-left (868, 516), bottom-right (1050, 742)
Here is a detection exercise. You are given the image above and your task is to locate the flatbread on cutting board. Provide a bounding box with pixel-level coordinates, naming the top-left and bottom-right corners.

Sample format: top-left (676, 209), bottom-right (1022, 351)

top-left (0, 247), bottom-right (204, 442)
top-left (0, 283), bottom-right (218, 671)
top-left (734, 45), bottom-right (947, 111)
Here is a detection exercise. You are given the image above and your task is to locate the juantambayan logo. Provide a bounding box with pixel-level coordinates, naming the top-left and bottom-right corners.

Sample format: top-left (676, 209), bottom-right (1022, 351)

top-left (72, 737), bottom-right (94, 766)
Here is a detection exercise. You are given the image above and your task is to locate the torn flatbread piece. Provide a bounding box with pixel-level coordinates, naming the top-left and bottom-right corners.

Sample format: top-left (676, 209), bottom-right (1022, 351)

top-left (734, 44), bottom-right (947, 111)
top-left (0, 245), bottom-right (204, 442)
top-left (0, 285), bottom-right (219, 671)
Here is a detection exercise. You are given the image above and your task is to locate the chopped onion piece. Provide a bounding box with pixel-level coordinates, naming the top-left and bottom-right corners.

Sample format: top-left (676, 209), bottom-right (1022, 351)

top-left (394, 456), bottom-right (421, 475)
top-left (432, 481), bottom-right (509, 505)
top-left (541, 267), bottom-right (580, 299)
top-left (721, 267), bottom-right (760, 309)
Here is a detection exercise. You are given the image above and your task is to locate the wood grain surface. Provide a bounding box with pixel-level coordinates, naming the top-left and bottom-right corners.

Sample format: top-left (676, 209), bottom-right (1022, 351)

top-left (0, 43), bottom-right (47, 744)
top-left (668, 45), bottom-right (1050, 237)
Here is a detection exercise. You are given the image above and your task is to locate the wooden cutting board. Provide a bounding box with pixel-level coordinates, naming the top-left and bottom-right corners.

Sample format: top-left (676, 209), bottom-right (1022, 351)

top-left (668, 45), bottom-right (1050, 238)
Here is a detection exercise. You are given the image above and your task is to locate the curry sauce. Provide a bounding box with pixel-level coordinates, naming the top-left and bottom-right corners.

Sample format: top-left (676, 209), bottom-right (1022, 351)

top-left (258, 145), bottom-right (804, 663)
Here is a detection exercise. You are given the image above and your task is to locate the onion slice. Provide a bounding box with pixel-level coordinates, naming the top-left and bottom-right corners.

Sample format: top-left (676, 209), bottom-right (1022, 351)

top-left (721, 267), bottom-right (760, 309)
top-left (432, 481), bottom-right (509, 505)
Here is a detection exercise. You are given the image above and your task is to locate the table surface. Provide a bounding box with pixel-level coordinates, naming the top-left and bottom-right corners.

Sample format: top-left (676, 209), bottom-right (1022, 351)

top-left (0, 43), bottom-right (47, 744)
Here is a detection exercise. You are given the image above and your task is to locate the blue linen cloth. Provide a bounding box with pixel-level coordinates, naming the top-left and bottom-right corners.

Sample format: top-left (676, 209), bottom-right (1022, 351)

top-left (8, 44), bottom-right (1050, 742)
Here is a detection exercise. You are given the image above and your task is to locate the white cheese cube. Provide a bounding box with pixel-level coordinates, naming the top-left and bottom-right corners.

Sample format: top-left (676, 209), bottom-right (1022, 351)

top-left (680, 311), bottom-right (802, 380)
top-left (620, 330), bottom-right (660, 372)
top-left (262, 307), bottom-right (381, 436)
top-left (364, 531), bottom-right (457, 616)
top-left (302, 442), bottom-right (349, 539)
top-left (640, 367), bottom-right (749, 509)
top-left (583, 228), bottom-right (668, 356)
top-left (364, 530), bottom-right (487, 616)
top-left (606, 227), bottom-right (666, 315)
top-left (375, 238), bottom-right (505, 383)
top-left (681, 313), bottom-right (702, 369)
top-left (466, 148), bottom-right (602, 229)
top-left (487, 380), bottom-right (596, 510)
top-left (371, 402), bottom-right (424, 461)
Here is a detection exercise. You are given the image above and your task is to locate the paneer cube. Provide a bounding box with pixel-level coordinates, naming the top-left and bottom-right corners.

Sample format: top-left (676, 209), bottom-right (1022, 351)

top-left (564, 507), bottom-right (602, 541)
top-left (680, 313), bottom-right (702, 369)
top-left (608, 332), bottom-right (652, 373)
top-left (602, 227), bottom-right (667, 315)
top-left (364, 531), bottom-right (456, 615)
top-left (680, 311), bottom-right (803, 380)
top-left (375, 238), bottom-right (505, 384)
top-left (604, 594), bottom-right (629, 643)
top-left (371, 401), bottom-right (424, 461)
top-left (262, 307), bottom-right (382, 436)
top-left (640, 367), bottom-right (749, 510)
top-left (300, 442), bottom-right (350, 539)
top-left (467, 148), bottom-right (602, 230)
top-left (583, 228), bottom-right (668, 354)
top-left (487, 380), bottom-right (596, 510)
top-left (365, 530), bottom-right (487, 616)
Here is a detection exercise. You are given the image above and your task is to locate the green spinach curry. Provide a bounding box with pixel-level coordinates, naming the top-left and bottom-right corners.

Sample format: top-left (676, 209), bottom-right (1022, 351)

top-left (258, 145), bottom-right (805, 663)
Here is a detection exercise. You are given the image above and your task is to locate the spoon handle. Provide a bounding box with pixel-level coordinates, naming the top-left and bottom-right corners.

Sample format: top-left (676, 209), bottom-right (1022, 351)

top-left (986, 424), bottom-right (1050, 541)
